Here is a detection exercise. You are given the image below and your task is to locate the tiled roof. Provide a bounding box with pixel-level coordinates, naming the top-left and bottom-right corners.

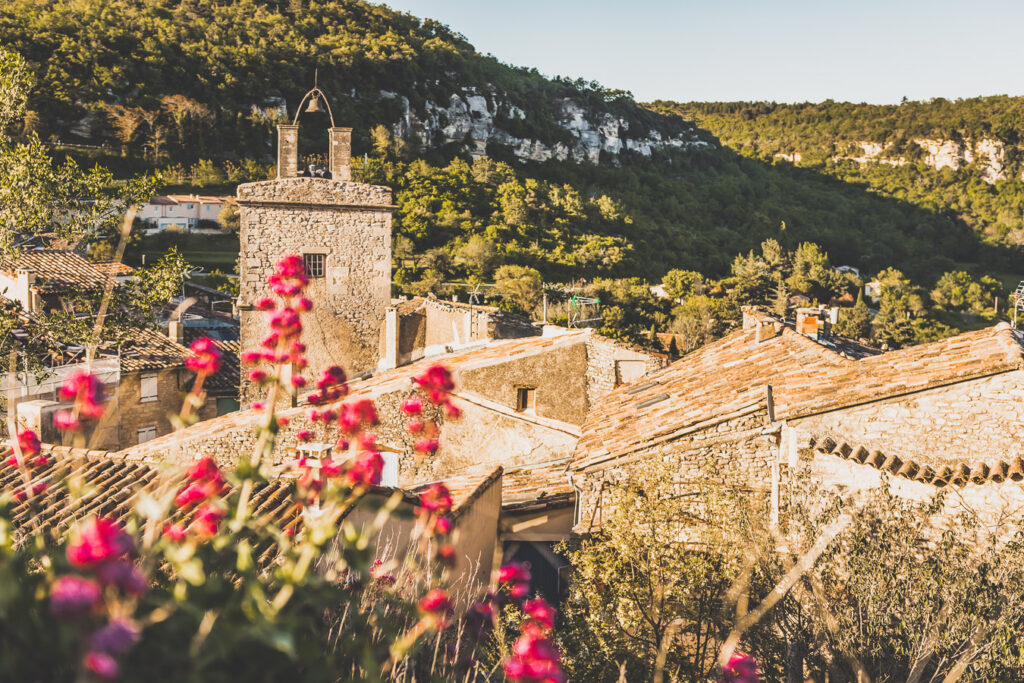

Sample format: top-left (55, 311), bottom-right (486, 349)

top-left (813, 436), bottom-right (1024, 487)
top-left (0, 250), bottom-right (111, 292)
top-left (118, 327), bottom-right (189, 373)
top-left (409, 467), bottom-right (503, 520)
top-left (0, 448), bottom-right (500, 551)
top-left (502, 458), bottom-right (574, 511)
top-left (0, 447), bottom-right (299, 547)
top-left (93, 262), bottom-right (135, 277)
top-left (182, 332), bottom-right (239, 397)
top-left (573, 321), bottom-right (1024, 472)
top-left (120, 330), bottom-right (593, 459)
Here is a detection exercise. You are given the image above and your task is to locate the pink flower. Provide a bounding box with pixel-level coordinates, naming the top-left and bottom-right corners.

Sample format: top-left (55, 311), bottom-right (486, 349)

top-left (418, 588), bottom-right (453, 621)
top-left (186, 337), bottom-right (221, 375)
top-left (338, 399), bottom-right (377, 435)
top-left (413, 364), bottom-right (455, 404)
top-left (498, 563), bottom-right (532, 585)
top-left (84, 652), bottom-right (119, 680)
top-left (722, 652), bottom-right (761, 683)
top-left (295, 297), bottom-right (313, 312)
top-left (16, 429), bottom-right (40, 457)
top-left (433, 516), bottom-right (452, 535)
top-left (67, 518), bottom-right (133, 569)
top-left (163, 523), bottom-right (187, 542)
top-left (96, 560), bottom-right (147, 595)
top-left (506, 622), bottom-right (564, 683)
top-left (186, 456), bottom-right (220, 482)
top-left (414, 438), bottom-right (439, 455)
top-left (90, 618), bottom-right (140, 655)
top-left (255, 297), bottom-right (276, 311)
top-left (442, 402), bottom-right (462, 419)
top-left (436, 544), bottom-right (457, 568)
top-left (290, 375), bottom-right (306, 388)
top-left (53, 410), bottom-right (81, 432)
top-left (344, 451), bottom-right (384, 487)
top-left (296, 430), bottom-right (314, 442)
top-left (523, 597), bottom-right (556, 630)
top-left (419, 482), bottom-right (453, 514)
top-left (406, 418), bottom-right (424, 434)
top-left (50, 575), bottom-right (101, 617)
top-left (400, 396), bottom-right (423, 416)
top-left (191, 504), bottom-right (225, 538)
top-left (248, 369), bottom-right (268, 383)
top-left (59, 370), bottom-right (106, 420)
top-left (240, 350), bottom-right (263, 365)
top-left (174, 484), bottom-right (208, 510)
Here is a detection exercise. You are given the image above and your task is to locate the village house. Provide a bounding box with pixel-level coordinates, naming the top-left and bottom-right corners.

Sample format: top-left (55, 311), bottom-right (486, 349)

top-left (570, 306), bottom-right (1024, 535)
top-left (0, 250), bottom-right (224, 450)
top-left (138, 194), bottom-right (234, 232)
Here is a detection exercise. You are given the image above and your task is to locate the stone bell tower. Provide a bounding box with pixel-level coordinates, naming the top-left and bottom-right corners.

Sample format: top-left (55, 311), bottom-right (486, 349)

top-left (236, 85), bottom-right (393, 404)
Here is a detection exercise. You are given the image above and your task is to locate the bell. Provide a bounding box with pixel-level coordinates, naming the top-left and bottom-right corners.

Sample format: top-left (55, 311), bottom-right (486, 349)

top-left (305, 95), bottom-right (322, 114)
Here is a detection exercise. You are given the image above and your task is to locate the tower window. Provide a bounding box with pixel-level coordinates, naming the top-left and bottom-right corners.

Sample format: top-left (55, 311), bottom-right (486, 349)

top-left (303, 253), bottom-right (326, 278)
top-left (515, 386), bottom-right (536, 414)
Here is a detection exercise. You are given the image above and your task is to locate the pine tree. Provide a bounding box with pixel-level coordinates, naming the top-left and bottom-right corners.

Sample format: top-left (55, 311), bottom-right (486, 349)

top-left (834, 291), bottom-right (873, 340)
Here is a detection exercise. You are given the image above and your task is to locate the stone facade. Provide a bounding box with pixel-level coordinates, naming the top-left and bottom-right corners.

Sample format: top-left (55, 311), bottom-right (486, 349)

top-left (237, 177), bottom-right (393, 403)
top-left (791, 370), bottom-right (1024, 467)
top-left (573, 409), bottom-right (773, 532)
top-left (584, 336), bottom-right (667, 410)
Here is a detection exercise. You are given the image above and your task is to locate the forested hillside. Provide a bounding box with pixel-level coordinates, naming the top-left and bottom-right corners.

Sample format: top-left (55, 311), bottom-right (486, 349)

top-left (2, 0), bottom-right (1021, 346)
top-left (655, 99), bottom-right (1024, 250)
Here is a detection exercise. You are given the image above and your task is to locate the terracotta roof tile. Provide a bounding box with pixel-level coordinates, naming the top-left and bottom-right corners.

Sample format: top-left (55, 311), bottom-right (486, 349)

top-left (574, 322), bottom-right (1024, 472)
top-left (0, 250), bottom-right (111, 292)
top-left (502, 458), bottom-right (574, 511)
top-left (118, 328), bottom-right (189, 373)
top-left (812, 436), bottom-right (1024, 487)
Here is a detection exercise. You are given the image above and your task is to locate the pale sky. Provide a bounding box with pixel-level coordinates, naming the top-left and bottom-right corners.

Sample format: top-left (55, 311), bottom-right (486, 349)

top-left (381, 0), bottom-right (1024, 104)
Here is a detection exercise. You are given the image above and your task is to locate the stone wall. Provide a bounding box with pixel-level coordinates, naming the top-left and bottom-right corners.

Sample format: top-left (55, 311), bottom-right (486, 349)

top-left (114, 368), bottom-right (217, 450)
top-left (573, 409), bottom-right (773, 533)
top-left (584, 336), bottom-right (667, 409)
top-left (458, 340), bottom-right (589, 425)
top-left (791, 370), bottom-right (1024, 467)
top-left (237, 177), bottom-right (392, 403)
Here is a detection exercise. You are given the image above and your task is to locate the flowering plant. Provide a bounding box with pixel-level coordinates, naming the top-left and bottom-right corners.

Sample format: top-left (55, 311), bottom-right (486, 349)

top-left (0, 255), bottom-right (562, 682)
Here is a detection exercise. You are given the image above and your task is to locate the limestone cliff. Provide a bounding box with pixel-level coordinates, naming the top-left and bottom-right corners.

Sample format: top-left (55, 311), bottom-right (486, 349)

top-left (380, 88), bottom-right (711, 164)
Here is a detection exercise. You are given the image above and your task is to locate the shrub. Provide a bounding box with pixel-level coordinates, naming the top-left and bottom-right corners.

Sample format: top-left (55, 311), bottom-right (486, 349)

top-left (0, 254), bottom-right (563, 682)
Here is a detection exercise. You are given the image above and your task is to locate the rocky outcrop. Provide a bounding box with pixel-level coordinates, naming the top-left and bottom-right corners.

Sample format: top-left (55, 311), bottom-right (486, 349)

top-left (381, 89), bottom-right (709, 164)
top-left (826, 138), bottom-right (1008, 183)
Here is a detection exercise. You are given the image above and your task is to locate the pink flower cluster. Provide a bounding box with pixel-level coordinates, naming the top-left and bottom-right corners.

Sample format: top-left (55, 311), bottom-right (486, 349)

top-left (54, 370), bottom-right (106, 432)
top-left (721, 652), bottom-right (761, 683)
top-left (165, 456), bottom-right (226, 540)
top-left (499, 566), bottom-right (562, 683)
top-left (5, 428), bottom-right (49, 500)
top-left (186, 337), bottom-right (221, 375)
top-left (240, 255), bottom-right (313, 395)
top-left (401, 364), bottom-right (462, 456)
top-left (52, 517), bottom-right (146, 680)
top-left (418, 588), bottom-right (454, 627)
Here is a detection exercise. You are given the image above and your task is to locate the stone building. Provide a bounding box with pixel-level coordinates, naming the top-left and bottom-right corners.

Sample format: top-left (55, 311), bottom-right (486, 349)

top-left (570, 307), bottom-right (1024, 533)
top-left (236, 100), bottom-right (392, 402)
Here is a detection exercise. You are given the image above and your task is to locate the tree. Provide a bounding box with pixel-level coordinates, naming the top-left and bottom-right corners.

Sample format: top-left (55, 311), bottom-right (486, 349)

top-left (0, 48), bottom-right (157, 256)
top-left (493, 265), bottom-right (542, 314)
top-left (786, 241), bottom-right (836, 301)
top-left (106, 104), bottom-right (146, 155)
top-left (661, 269), bottom-right (705, 300)
top-left (454, 234), bottom-right (499, 279)
top-left (833, 292), bottom-right (872, 340)
top-left (218, 202), bottom-right (240, 232)
top-left (558, 463), bottom-right (742, 682)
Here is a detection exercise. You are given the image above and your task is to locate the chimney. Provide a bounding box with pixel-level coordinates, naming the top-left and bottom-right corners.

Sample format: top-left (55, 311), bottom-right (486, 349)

top-left (277, 124), bottom-right (300, 179)
top-left (383, 306), bottom-right (399, 369)
top-left (16, 269), bottom-right (36, 313)
top-left (795, 308), bottom-right (820, 339)
top-left (168, 316), bottom-right (184, 344)
top-left (741, 306), bottom-right (759, 330)
top-left (329, 127), bottom-right (352, 181)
